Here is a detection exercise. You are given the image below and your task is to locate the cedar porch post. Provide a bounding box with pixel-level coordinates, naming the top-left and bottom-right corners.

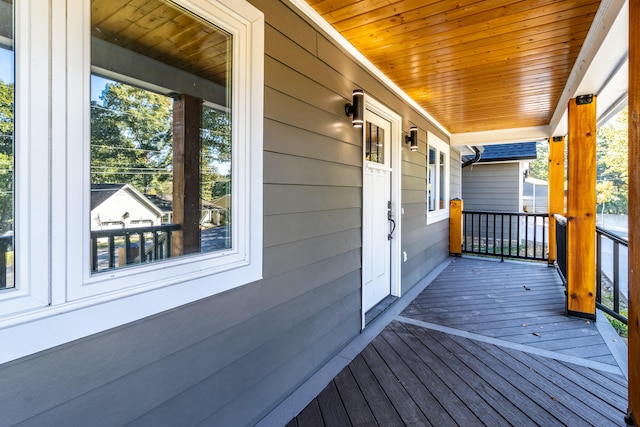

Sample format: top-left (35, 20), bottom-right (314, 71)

top-left (449, 199), bottom-right (463, 255)
top-left (628, 0), bottom-right (640, 424)
top-left (547, 136), bottom-right (565, 266)
top-left (566, 95), bottom-right (597, 319)
top-left (172, 94), bottom-right (202, 256)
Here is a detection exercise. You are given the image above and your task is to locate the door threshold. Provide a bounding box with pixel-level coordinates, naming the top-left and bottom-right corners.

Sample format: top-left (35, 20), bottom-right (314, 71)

top-left (365, 295), bottom-right (399, 326)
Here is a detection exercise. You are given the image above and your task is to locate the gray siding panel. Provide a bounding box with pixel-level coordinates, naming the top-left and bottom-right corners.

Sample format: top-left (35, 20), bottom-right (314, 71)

top-left (1, 0), bottom-right (454, 425)
top-left (450, 149), bottom-right (462, 199)
top-left (462, 163), bottom-right (522, 212)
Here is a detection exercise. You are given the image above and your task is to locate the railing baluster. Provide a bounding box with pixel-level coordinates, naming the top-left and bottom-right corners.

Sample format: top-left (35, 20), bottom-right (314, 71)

top-left (108, 235), bottom-right (115, 269)
top-left (140, 233), bottom-right (146, 262)
top-left (492, 214), bottom-right (497, 255)
top-left (542, 215), bottom-right (547, 260)
top-left (596, 233), bottom-right (602, 305)
top-left (483, 213), bottom-right (488, 254)
top-left (613, 241), bottom-right (620, 314)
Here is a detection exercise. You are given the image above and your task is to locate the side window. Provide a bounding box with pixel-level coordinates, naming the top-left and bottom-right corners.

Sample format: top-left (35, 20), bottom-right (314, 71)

top-left (426, 132), bottom-right (449, 224)
top-left (0, 0), bottom-right (14, 290)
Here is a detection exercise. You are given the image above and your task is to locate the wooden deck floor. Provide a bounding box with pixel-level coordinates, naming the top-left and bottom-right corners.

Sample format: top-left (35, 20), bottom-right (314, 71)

top-left (285, 257), bottom-right (628, 426)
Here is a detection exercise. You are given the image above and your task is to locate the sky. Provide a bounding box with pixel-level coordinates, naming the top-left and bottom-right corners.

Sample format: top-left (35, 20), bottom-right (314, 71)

top-left (0, 47), bottom-right (13, 84)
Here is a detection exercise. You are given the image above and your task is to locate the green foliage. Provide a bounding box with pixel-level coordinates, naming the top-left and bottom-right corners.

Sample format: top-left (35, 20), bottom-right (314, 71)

top-left (91, 78), bottom-right (232, 204)
top-left (596, 107), bottom-right (628, 214)
top-left (201, 107), bottom-right (231, 202)
top-left (0, 82), bottom-right (13, 233)
top-left (528, 141), bottom-right (549, 181)
top-left (91, 81), bottom-right (173, 194)
top-left (605, 311), bottom-right (628, 339)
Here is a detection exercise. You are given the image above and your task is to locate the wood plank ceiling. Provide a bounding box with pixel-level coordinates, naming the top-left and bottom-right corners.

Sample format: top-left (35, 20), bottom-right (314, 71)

top-left (92, 0), bottom-right (230, 87)
top-left (306, 0), bottom-right (602, 134)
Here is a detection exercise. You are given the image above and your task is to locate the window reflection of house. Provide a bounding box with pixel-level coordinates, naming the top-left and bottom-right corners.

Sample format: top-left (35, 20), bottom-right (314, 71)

top-left (91, 184), bottom-right (163, 230)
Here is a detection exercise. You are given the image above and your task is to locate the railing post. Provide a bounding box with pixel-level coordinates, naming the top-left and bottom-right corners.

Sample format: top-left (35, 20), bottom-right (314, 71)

top-left (449, 199), bottom-right (463, 256)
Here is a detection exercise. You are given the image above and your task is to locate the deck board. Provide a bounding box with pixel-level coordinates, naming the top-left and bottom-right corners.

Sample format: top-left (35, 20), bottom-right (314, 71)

top-left (289, 257), bottom-right (628, 426)
top-left (331, 368), bottom-right (377, 426)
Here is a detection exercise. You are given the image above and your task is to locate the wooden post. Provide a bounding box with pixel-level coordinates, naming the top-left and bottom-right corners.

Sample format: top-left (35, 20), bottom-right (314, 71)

top-left (547, 136), bottom-right (565, 266)
top-left (449, 199), bottom-right (463, 255)
top-left (172, 94), bottom-right (202, 256)
top-left (627, 0), bottom-right (640, 424)
top-left (566, 96), bottom-right (597, 319)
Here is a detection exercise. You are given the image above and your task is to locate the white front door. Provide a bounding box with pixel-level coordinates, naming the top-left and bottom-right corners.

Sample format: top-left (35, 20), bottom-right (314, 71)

top-left (362, 110), bottom-right (393, 313)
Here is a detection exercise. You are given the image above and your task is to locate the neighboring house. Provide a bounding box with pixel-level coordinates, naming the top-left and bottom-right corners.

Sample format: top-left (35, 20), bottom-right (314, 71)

top-left (461, 142), bottom-right (538, 213)
top-left (523, 177), bottom-right (549, 213)
top-left (143, 194), bottom-right (174, 224)
top-left (144, 194), bottom-right (227, 226)
top-left (90, 183), bottom-right (164, 229)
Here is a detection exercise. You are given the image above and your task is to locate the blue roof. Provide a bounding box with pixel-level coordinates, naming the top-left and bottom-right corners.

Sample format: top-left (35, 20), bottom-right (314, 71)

top-left (476, 142), bottom-right (537, 162)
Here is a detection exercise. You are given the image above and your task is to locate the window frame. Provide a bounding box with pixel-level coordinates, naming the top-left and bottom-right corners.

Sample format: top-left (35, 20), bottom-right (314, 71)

top-left (0, 0), bottom-right (264, 364)
top-left (426, 131), bottom-right (450, 224)
top-left (0, 0), bottom-right (51, 315)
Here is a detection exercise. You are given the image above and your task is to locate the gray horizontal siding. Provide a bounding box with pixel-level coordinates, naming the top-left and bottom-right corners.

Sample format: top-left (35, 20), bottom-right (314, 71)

top-left (462, 163), bottom-right (522, 212)
top-left (450, 149), bottom-right (462, 199)
top-left (1, 0), bottom-right (454, 425)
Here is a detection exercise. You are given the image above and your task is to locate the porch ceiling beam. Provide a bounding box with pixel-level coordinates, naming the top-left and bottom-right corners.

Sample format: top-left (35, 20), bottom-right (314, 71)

top-left (449, 126), bottom-right (550, 146)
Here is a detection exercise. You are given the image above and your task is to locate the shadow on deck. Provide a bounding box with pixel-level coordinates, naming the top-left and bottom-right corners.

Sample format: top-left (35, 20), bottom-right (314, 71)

top-left (259, 257), bottom-right (629, 426)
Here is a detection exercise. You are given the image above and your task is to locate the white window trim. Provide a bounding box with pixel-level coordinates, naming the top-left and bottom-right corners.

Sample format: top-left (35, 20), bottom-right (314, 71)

top-left (426, 131), bottom-right (450, 224)
top-left (0, 0), bottom-right (51, 314)
top-left (0, 0), bottom-right (264, 364)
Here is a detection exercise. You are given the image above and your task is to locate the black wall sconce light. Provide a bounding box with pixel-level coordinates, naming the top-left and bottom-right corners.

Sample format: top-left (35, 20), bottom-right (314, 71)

top-left (405, 126), bottom-right (418, 151)
top-left (345, 89), bottom-right (364, 128)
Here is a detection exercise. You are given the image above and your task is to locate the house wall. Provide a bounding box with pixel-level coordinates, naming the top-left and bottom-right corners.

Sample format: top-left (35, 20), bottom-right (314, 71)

top-left (0, 1), bottom-right (452, 425)
top-left (461, 162), bottom-right (522, 212)
top-left (450, 149), bottom-right (462, 199)
top-left (523, 181), bottom-right (549, 213)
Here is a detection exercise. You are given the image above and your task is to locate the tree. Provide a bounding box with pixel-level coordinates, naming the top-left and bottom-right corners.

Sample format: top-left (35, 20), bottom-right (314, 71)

top-left (528, 141), bottom-right (549, 181)
top-left (0, 82), bottom-right (14, 233)
top-left (91, 81), bottom-right (173, 194)
top-left (596, 107), bottom-right (628, 214)
top-left (201, 106), bottom-right (231, 202)
top-left (596, 180), bottom-right (618, 218)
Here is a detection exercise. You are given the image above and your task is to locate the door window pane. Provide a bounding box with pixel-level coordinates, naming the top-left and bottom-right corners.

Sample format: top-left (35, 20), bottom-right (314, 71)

top-left (0, 0), bottom-right (14, 289)
top-left (365, 122), bottom-right (385, 164)
top-left (90, 0), bottom-right (232, 273)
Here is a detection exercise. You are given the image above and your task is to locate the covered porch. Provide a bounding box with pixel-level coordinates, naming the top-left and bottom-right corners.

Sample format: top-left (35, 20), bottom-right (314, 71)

top-left (260, 257), bottom-right (628, 426)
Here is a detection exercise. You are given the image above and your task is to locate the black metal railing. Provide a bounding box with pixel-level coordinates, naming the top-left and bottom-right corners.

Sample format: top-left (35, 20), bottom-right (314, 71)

top-left (91, 224), bottom-right (181, 273)
top-left (553, 214), bottom-right (628, 325)
top-left (462, 211), bottom-right (549, 262)
top-left (554, 214), bottom-right (567, 284)
top-left (596, 226), bottom-right (628, 325)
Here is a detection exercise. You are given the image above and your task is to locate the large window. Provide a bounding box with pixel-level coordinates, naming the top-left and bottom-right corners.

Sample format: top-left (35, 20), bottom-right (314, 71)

top-left (427, 132), bottom-right (449, 224)
top-left (0, 0), bottom-right (14, 290)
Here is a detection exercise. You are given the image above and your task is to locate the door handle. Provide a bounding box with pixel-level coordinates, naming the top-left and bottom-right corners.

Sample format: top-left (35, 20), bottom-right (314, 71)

top-left (387, 201), bottom-right (396, 240)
